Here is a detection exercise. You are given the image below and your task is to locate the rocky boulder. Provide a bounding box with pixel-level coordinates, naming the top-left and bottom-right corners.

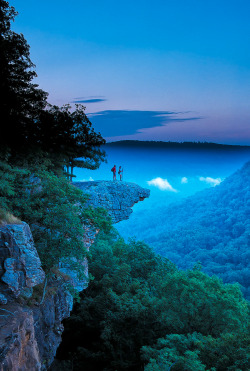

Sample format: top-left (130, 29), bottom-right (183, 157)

top-left (0, 223), bottom-right (45, 299)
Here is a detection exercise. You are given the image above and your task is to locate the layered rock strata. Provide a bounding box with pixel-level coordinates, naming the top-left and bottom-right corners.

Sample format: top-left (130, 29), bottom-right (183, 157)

top-left (0, 181), bottom-right (149, 370)
top-left (74, 181), bottom-right (150, 223)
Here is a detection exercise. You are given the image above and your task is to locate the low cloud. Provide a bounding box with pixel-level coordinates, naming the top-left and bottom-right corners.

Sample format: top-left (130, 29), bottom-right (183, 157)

top-left (78, 177), bottom-right (94, 182)
top-left (147, 177), bottom-right (177, 192)
top-left (199, 176), bottom-right (222, 186)
top-left (181, 177), bottom-right (188, 184)
top-left (88, 110), bottom-right (202, 137)
top-left (72, 98), bottom-right (106, 104)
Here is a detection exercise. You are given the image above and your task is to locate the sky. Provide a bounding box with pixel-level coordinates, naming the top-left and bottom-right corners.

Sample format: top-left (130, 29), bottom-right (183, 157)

top-left (11, 0), bottom-right (250, 144)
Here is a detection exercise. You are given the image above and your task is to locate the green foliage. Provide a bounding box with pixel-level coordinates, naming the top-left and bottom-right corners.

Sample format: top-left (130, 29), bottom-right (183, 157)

top-left (0, 159), bottom-right (111, 273)
top-left (56, 230), bottom-right (249, 370)
top-left (34, 104), bottom-right (106, 177)
top-left (142, 330), bottom-right (250, 371)
top-left (82, 206), bottom-right (112, 234)
top-left (0, 159), bottom-right (20, 210)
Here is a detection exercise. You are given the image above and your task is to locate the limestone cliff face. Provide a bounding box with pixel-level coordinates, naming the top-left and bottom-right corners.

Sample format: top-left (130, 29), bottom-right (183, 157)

top-left (0, 224), bottom-right (73, 371)
top-left (0, 181), bottom-right (149, 370)
top-left (0, 223), bottom-right (45, 300)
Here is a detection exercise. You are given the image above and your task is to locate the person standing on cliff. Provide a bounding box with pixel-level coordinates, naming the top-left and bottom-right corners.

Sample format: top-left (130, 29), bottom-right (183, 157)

top-left (118, 166), bottom-right (123, 181)
top-left (111, 165), bottom-right (116, 180)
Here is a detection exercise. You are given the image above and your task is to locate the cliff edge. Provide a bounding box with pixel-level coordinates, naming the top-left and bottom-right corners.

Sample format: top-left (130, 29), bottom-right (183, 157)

top-left (74, 181), bottom-right (150, 223)
top-left (0, 181), bottom-right (150, 370)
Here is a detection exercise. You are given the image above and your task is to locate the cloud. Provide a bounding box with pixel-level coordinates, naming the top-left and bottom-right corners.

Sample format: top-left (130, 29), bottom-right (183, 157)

top-left (72, 98), bottom-right (107, 104)
top-left (74, 96), bottom-right (105, 99)
top-left (199, 176), bottom-right (222, 186)
top-left (181, 177), bottom-right (188, 184)
top-left (78, 177), bottom-right (94, 182)
top-left (88, 110), bottom-right (202, 137)
top-left (147, 177), bottom-right (177, 192)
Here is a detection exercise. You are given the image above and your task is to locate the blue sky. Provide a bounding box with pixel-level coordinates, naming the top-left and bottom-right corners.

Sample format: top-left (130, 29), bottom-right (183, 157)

top-left (12, 0), bottom-right (250, 144)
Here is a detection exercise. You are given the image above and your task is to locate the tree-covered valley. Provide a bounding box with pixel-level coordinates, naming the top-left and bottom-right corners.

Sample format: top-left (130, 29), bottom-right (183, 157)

top-left (55, 229), bottom-right (250, 371)
top-left (117, 161), bottom-right (250, 300)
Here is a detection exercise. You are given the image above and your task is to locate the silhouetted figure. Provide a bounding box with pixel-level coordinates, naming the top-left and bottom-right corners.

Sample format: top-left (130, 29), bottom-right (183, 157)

top-left (118, 166), bottom-right (123, 181)
top-left (111, 165), bottom-right (116, 180)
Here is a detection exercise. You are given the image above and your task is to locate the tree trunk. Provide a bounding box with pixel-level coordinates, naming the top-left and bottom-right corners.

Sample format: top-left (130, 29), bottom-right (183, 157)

top-left (70, 165), bottom-right (74, 182)
top-left (66, 164), bottom-right (70, 180)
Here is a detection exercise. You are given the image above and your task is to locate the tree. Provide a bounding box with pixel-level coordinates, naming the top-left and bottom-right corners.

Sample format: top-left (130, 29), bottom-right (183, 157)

top-left (0, 159), bottom-right (112, 272)
top-left (56, 231), bottom-right (249, 370)
top-left (0, 0), bottom-right (48, 149)
top-left (0, 1), bottom-right (106, 177)
top-left (35, 104), bottom-right (106, 179)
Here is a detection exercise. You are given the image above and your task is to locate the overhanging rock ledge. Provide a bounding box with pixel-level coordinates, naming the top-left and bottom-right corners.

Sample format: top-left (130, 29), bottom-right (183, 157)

top-left (74, 180), bottom-right (150, 223)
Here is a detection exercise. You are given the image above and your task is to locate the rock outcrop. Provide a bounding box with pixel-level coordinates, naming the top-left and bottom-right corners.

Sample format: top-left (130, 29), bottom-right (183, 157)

top-left (74, 181), bottom-right (150, 223)
top-left (0, 224), bottom-right (70, 371)
top-left (0, 223), bottom-right (45, 299)
top-left (0, 181), bottom-right (150, 370)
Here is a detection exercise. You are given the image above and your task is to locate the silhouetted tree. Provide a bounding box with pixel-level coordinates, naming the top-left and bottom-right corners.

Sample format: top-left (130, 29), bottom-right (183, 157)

top-left (0, 1), bottom-right (106, 176)
top-left (0, 0), bottom-right (47, 149)
top-left (36, 104), bottom-right (106, 179)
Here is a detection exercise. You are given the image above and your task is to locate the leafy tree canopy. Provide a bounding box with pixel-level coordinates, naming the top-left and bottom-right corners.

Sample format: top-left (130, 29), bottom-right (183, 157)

top-left (35, 103), bottom-right (106, 178)
top-left (56, 230), bottom-right (250, 370)
top-left (0, 159), bottom-right (112, 273)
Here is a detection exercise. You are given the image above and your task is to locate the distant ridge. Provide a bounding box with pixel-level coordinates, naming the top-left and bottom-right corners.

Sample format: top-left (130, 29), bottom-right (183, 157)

top-left (106, 140), bottom-right (250, 150)
top-left (129, 161), bottom-right (250, 298)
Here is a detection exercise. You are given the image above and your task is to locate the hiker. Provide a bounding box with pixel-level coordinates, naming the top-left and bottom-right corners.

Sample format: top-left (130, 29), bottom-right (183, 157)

top-left (118, 166), bottom-right (123, 181)
top-left (111, 165), bottom-right (116, 180)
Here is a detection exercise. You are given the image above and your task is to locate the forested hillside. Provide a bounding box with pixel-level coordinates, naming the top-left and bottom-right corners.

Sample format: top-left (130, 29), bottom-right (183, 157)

top-left (118, 161), bottom-right (250, 299)
top-left (55, 230), bottom-right (250, 370)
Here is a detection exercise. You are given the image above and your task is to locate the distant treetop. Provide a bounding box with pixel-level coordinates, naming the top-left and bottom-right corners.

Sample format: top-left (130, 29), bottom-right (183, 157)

top-left (106, 140), bottom-right (250, 150)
